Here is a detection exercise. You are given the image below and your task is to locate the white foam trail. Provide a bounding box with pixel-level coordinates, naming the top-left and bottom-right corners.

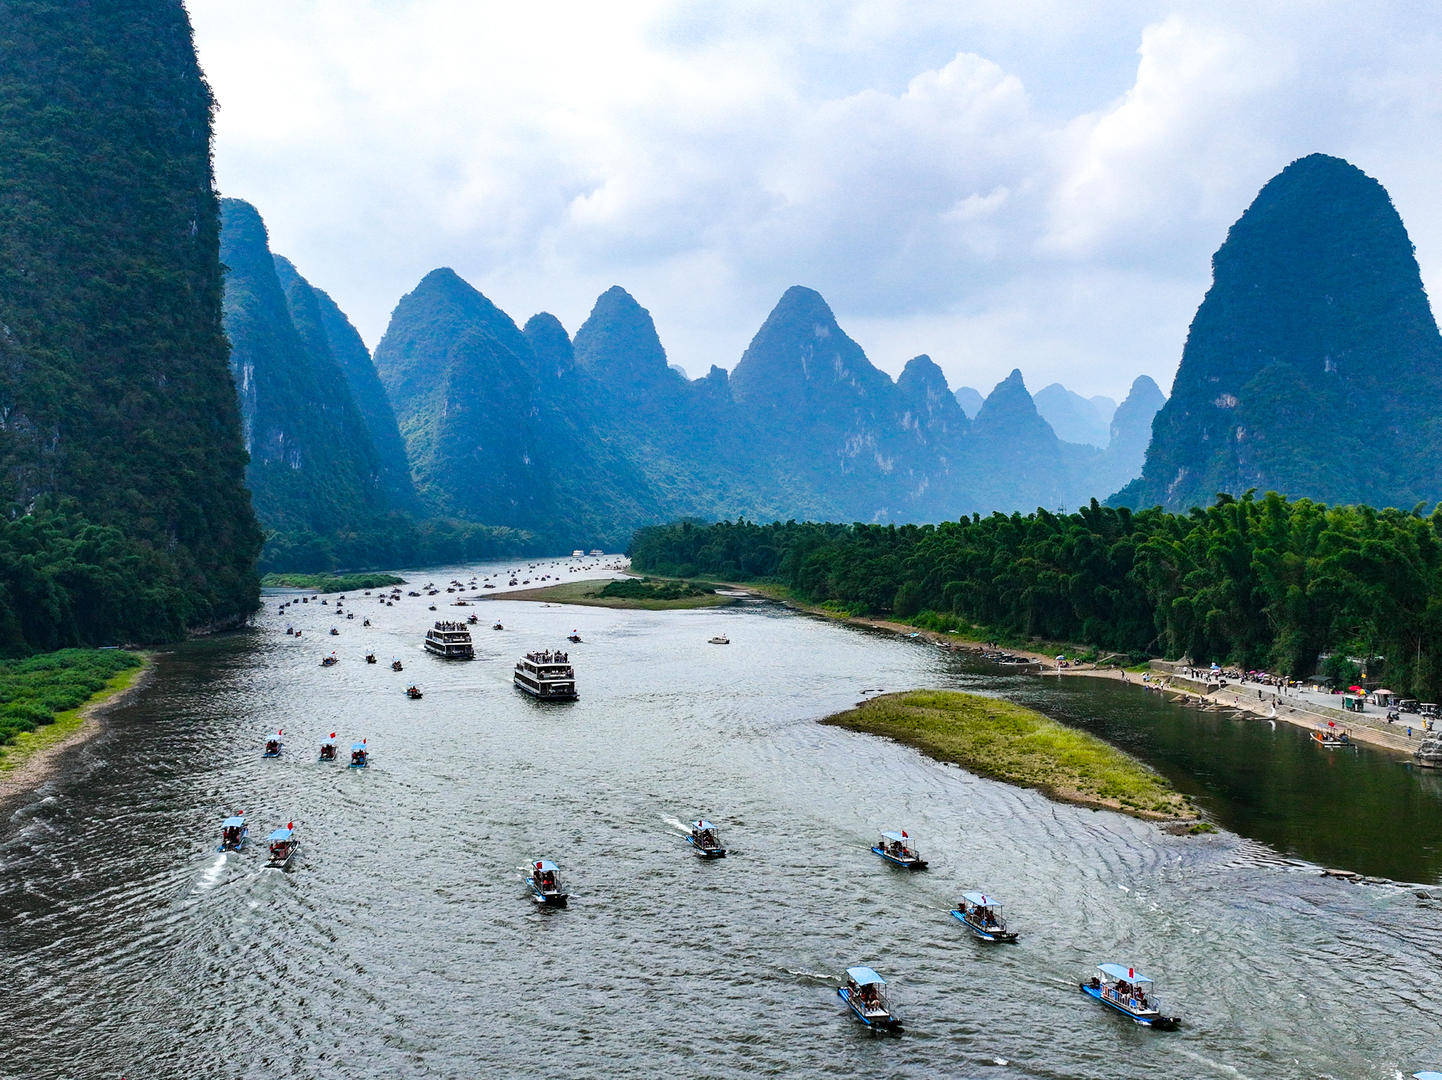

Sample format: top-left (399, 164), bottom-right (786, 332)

top-left (196, 853), bottom-right (226, 890)
top-left (662, 815), bottom-right (690, 834)
top-left (1167, 1045), bottom-right (1254, 1078)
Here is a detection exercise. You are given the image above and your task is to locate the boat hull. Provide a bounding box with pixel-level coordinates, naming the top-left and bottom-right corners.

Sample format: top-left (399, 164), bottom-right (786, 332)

top-left (837, 987), bottom-right (901, 1030)
top-left (423, 642), bottom-right (473, 659)
top-left (513, 676), bottom-right (578, 701)
top-left (266, 846), bottom-right (298, 870)
top-left (687, 836), bottom-right (727, 858)
top-left (262, 751), bottom-right (282, 759)
top-left (1080, 984), bottom-right (1179, 1029)
top-left (949, 909), bottom-right (1017, 942)
top-left (527, 884), bottom-right (568, 907)
top-left (871, 846), bottom-right (927, 870)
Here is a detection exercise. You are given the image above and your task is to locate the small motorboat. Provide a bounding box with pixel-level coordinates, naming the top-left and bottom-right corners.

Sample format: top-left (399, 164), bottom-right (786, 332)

top-left (872, 831), bottom-right (927, 870)
top-left (391, 660), bottom-right (404, 672)
top-left (218, 814), bottom-right (248, 852)
top-left (406, 685), bottom-right (423, 699)
top-left (1080, 964), bottom-right (1180, 1029)
top-left (319, 733), bottom-right (338, 761)
top-left (262, 731), bottom-right (284, 758)
top-left (708, 635), bottom-right (730, 645)
top-left (467, 614), bottom-right (478, 623)
top-left (285, 626), bottom-right (294, 636)
top-left (687, 819), bottom-right (727, 858)
top-left (363, 618), bottom-right (371, 627)
top-left (321, 654), bottom-right (338, 667)
top-left (266, 822), bottom-right (299, 869)
top-left (349, 740), bottom-right (369, 768)
top-left (838, 966), bottom-right (901, 1030)
top-left (526, 860), bottom-right (568, 907)
top-left (567, 631), bottom-right (581, 643)
top-left (493, 622), bottom-right (503, 631)
top-left (365, 653), bottom-right (377, 664)
top-left (950, 891), bottom-right (1018, 942)
top-left (1313, 726), bottom-right (1358, 749)
top-left (329, 627), bottom-right (339, 636)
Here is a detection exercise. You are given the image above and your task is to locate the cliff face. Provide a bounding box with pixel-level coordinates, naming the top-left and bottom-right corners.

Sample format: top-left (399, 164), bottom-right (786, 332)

top-left (1118, 154), bottom-right (1442, 510)
top-left (0, 0), bottom-right (261, 640)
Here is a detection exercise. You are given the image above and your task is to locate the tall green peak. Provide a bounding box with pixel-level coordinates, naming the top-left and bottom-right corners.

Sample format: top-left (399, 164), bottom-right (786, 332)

top-left (523, 312), bottom-right (574, 379)
top-left (572, 287), bottom-right (677, 392)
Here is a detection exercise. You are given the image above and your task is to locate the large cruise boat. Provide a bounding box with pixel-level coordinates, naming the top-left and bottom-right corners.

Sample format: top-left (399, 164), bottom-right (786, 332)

top-left (424, 621), bottom-right (474, 659)
top-left (513, 650), bottom-right (578, 700)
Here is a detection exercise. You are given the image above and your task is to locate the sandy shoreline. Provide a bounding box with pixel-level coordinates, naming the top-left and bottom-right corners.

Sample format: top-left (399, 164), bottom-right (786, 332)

top-left (0, 655), bottom-right (157, 815)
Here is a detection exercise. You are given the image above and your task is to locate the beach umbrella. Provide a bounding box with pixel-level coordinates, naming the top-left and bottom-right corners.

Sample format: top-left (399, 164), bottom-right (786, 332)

top-left (1348, 685), bottom-right (1363, 693)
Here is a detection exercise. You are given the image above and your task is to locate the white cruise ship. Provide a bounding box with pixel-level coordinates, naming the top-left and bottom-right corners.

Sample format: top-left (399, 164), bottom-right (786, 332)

top-left (513, 649), bottom-right (578, 700)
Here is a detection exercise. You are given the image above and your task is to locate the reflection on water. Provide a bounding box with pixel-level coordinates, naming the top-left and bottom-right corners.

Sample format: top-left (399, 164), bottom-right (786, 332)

top-left (1, 560), bottom-right (1440, 1079)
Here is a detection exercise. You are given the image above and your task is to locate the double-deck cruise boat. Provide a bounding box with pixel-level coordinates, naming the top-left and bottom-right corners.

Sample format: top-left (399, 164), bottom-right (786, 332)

top-left (349, 740), bottom-right (369, 768)
top-left (218, 815), bottom-right (248, 852)
top-left (951, 891), bottom-right (1018, 942)
top-left (266, 823), bottom-right (299, 869)
top-left (514, 650), bottom-right (578, 701)
top-left (1080, 964), bottom-right (1180, 1029)
top-left (526, 860), bottom-right (568, 906)
top-left (872, 831), bottom-right (927, 870)
top-left (838, 967), bottom-right (901, 1030)
top-left (424, 621), bottom-right (474, 660)
top-left (319, 733), bottom-right (338, 761)
top-left (589, 549), bottom-right (603, 556)
top-left (687, 819), bottom-right (726, 858)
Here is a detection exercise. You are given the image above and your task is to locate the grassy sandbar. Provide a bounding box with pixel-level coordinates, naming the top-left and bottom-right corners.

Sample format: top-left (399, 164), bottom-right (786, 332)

top-left (492, 577), bottom-right (736, 610)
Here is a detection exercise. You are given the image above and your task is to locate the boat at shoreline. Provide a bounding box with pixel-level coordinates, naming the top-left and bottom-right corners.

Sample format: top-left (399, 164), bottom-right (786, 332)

top-left (514, 650), bottom-right (578, 701)
top-left (526, 860), bottom-right (568, 906)
top-left (266, 823), bottom-right (298, 869)
top-left (687, 819), bottom-right (726, 858)
top-left (424, 621), bottom-right (474, 660)
top-left (838, 966), bottom-right (901, 1030)
top-left (1313, 727), bottom-right (1358, 749)
top-left (1080, 964), bottom-right (1180, 1029)
top-left (218, 815), bottom-right (247, 852)
top-left (950, 891), bottom-right (1017, 942)
top-left (872, 831), bottom-right (927, 870)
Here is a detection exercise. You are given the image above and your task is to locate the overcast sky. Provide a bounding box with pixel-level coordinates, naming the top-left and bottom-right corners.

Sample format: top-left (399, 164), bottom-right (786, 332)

top-left (188, 1), bottom-right (1442, 400)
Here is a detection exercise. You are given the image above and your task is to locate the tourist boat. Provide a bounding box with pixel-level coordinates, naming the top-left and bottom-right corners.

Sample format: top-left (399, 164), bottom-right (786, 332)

top-left (687, 819), bottom-right (726, 858)
top-left (589, 549), bottom-right (603, 556)
top-left (838, 966), bottom-right (901, 1030)
top-left (514, 650), bottom-right (578, 701)
top-left (424, 621), bottom-right (474, 660)
top-left (571, 549), bottom-right (584, 557)
top-left (493, 622), bottom-right (503, 631)
top-left (406, 685), bottom-right (423, 699)
top-left (567, 631), bottom-right (582, 643)
top-left (365, 653), bottom-right (376, 664)
top-left (872, 831), bottom-right (927, 870)
top-left (262, 731), bottom-right (284, 758)
top-left (319, 732), bottom-right (338, 761)
top-left (950, 891), bottom-right (1017, 942)
top-left (708, 635), bottom-right (730, 645)
top-left (1079, 964), bottom-right (1180, 1029)
top-left (329, 627), bottom-right (339, 636)
top-left (321, 654), bottom-right (338, 667)
top-left (218, 815), bottom-right (248, 852)
top-left (349, 740), bottom-right (369, 768)
top-left (392, 659), bottom-right (404, 672)
top-left (526, 860), bottom-right (568, 906)
top-left (266, 823), bottom-right (299, 868)
top-left (1313, 726), bottom-right (1358, 749)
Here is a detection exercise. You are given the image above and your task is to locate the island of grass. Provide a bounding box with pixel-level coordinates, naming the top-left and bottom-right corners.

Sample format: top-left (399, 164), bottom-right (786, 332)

top-left (261, 571), bottom-right (405, 592)
top-left (0, 649), bottom-right (147, 773)
top-left (493, 576), bottom-right (736, 610)
top-left (823, 690), bottom-right (1198, 821)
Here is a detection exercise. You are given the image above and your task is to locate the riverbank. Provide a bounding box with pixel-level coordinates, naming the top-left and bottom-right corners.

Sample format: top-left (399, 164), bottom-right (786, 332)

top-left (823, 690), bottom-right (1199, 821)
top-left (0, 652), bottom-right (154, 811)
top-left (262, 571), bottom-right (405, 591)
top-left (487, 577), bottom-right (737, 610)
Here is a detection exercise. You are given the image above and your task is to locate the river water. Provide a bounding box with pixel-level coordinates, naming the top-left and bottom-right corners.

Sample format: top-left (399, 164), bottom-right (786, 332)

top-left (2, 559), bottom-right (1440, 1079)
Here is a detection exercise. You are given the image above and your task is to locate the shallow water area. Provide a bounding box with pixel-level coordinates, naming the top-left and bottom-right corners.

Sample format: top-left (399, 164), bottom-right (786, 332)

top-left (1, 557), bottom-right (1440, 1079)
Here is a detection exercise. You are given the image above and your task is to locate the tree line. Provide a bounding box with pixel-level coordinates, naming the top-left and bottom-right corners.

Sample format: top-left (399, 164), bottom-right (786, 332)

top-left (629, 493), bottom-right (1442, 696)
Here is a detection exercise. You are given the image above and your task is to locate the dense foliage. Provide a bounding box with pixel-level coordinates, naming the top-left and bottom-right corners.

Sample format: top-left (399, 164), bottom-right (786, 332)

top-left (597, 578), bottom-right (712, 601)
top-left (631, 493), bottom-right (1442, 696)
top-left (0, 648), bottom-right (142, 749)
top-left (260, 572), bottom-right (404, 592)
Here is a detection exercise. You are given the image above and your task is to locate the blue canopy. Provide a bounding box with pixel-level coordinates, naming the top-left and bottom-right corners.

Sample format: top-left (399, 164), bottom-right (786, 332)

top-left (221, 816), bottom-right (245, 828)
top-left (351, 743), bottom-right (367, 751)
top-left (267, 827), bottom-right (294, 842)
top-left (533, 860), bottom-right (558, 872)
top-left (1412, 1073), bottom-right (1442, 1079)
top-left (1098, 963), bottom-right (1152, 984)
top-left (961, 891), bottom-right (997, 907)
top-left (879, 831), bottom-right (913, 842)
top-left (693, 820), bottom-right (714, 830)
top-left (846, 966), bottom-right (885, 987)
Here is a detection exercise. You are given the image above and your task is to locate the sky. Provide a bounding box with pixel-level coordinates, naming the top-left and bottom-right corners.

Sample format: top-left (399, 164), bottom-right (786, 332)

top-left (187, 1), bottom-right (1442, 400)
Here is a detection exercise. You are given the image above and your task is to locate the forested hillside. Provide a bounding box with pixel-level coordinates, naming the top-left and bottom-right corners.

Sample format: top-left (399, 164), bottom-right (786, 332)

top-left (630, 495), bottom-right (1442, 697)
top-left (0, 0), bottom-right (261, 651)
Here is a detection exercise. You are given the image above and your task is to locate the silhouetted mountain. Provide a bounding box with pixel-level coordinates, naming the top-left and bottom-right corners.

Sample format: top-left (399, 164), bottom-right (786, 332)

top-left (1094, 375), bottom-right (1166, 499)
top-left (969, 370), bottom-right (1084, 510)
top-left (954, 386), bottom-right (984, 419)
top-left (1034, 383), bottom-right (1114, 447)
top-left (1117, 154), bottom-right (1442, 510)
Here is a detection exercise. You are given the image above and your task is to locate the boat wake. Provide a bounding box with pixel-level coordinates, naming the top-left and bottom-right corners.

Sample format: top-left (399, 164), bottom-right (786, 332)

top-left (661, 815), bottom-right (690, 834)
top-left (785, 968), bottom-right (838, 985)
top-left (194, 853), bottom-right (227, 892)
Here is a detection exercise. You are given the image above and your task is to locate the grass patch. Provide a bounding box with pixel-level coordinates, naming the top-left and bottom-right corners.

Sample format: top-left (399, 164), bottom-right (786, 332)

top-left (823, 689), bottom-right (1197, 821)
top-left (262, 572), bottom-right (405, 592)
top-left (493, 577), bottom-right (736, 610)
top-left (0, 649), bottom-right (146, 767)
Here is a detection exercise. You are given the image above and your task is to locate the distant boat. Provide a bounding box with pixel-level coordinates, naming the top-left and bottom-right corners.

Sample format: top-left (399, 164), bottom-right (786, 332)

top-left (872, 830), bottom-right (927, 870)
top-left (365, 653), bottom-right (376, 664)
top-left (526, 860), bottom-right (568, 906)
top-left (262, 732), bottom-right (284, 759)
top-left (392, 659), bottom-right (404, 672)
top-left (266, 823), bottom-right (299, 869)
top-left (687, 819), bottom-right (726, 858)
top-left (838, 966), bottom-right (901, 1030)
top-left (1079, 963), bottom-right (1180, 1029)
top-left (493, 622), bottom-right (503, 631)
top-left (571, 549), bottom-right (584, 557)
top-left (218, 815), bottom-right (248, 852)
top-left (424, 621), bottom-right (474, 660)
top-left (708, 635), bottom-right (730, 645)
top-left (567, 631), bottom-right (582, 643)
top-left (321, 654), bottom-right (338, 667)
top-left (514, 650), bottom-right (578, 701)
top-left (319, 733), bottom-right (338, 761)
top-left (349, 740), bottom-right (369, 768)
top-left (589, 549), bottom-right (603, 556)
top-left (950, 891), bottom-right (1018, 942)
top-left (406, 685), bottom-right (423, 699)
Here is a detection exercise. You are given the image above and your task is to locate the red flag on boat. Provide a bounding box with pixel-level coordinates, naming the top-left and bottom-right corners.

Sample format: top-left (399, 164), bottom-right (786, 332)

top-left (363, 738), bottom-right (367, 745)
top-left (901, 831), bottom-right (908, 838)
top-left (330, 732), bottom-right (336, 739)
top-left (535, 861), bottom-right (542, 869)
top-left (1129, 967), bottom-right (1134, 978)
top-left (287, 821), bottom-right (294, 830)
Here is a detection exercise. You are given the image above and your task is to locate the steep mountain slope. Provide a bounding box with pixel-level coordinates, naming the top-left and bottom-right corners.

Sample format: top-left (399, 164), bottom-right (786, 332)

top-left (1094, 375), bottom-right (1166, 498)
top-left (0, 0), bottom-right (261, 647)
top-left (967, 370), bottom-right (1088, 512)
top-left (1117, 154), bottom-right (1442, 510)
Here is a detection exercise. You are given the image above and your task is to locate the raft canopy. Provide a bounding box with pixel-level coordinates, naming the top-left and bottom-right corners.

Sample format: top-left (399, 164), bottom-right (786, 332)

top-left (1411, 1073), bottom-right (1442, 1080)
top-left (267, 827), bottom-right (294, 842)
top-left (880, 831), bottom-right (912, 842)
top-left (222, 816), bottom-right (245, 828)
top-left (351, 742), bottom-right (367, 751)
top-left (693, 820), bottom-right (713, 831)
top-left (1098, 963), bottom-right (1152, 985)
top-left (846, 966), bottom-right (885, 987)
top-left (534, 860), bottom-right (558, 872)
top-left (961, 891), bottom-right (997, 907)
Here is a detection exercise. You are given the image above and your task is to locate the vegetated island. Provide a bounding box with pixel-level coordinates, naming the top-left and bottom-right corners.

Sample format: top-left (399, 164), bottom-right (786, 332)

top-left (0, 650), bottom-right (150, 801)
top-left (261, 572), bottom-right (405, 592)
top-left (823, 690), bottom-right (1200, 823)
top-left (491, 576), bottom-right (736, 610)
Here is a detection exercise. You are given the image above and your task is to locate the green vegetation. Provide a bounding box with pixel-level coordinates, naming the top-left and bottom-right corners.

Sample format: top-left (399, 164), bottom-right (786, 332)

top-left (261, 572), bottom-right (405, 592)
top-left (823, 690), bottom-right (1195, 820)
top-left (0, 650), bottom-right (144, 756)
top-left (631, 493), bottom-right (1442, 698)
top-left (494, 577), bottom-right (733, 610)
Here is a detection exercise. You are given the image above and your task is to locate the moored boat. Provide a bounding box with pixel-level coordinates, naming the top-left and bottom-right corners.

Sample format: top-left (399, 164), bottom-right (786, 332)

top-left (424, 621), bottom-right (474, 660)
top-left (1080, 964), bottom-right (1180, 1029)
top-left (266, 823), bottom-right (299, 869)
top-left (838, 966), bottom-right (901, 1030)
top-left (950, 891), bottom-right (1017, 942)
top-left (1313, 726), bottom-right (1358, 749)
top-left (319, 732), bottom-right (338, 761)
top-left (871, 831), bottom-right (927, 870)
top-left (513, 650), bottom-right (578, 701)
top-left (218, 815), bottom-right (248, 852)
top-left (349, 740), bottom-right (369, 768)
top-left (262, 731), bottom-right (284, 758)
top-left (687, 819), bottom-right (726, 858)
top-left (526, 860), bottom-right (568, 906)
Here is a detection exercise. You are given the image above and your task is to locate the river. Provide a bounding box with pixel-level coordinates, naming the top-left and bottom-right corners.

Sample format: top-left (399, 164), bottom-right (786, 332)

top-left (2, 558), bottom-right (1439, 1079)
